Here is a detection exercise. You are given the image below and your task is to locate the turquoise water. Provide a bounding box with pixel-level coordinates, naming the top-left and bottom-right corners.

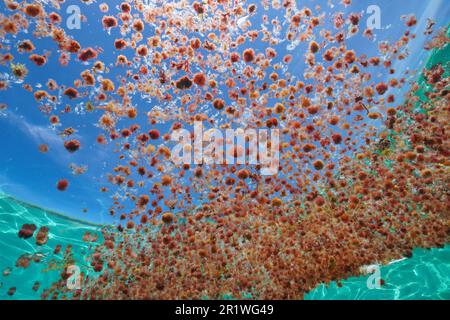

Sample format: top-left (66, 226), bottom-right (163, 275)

top-left (306, 247), bottom-right (450, 300)
top-left (0, 193), bottom-right (101, 300)
top-left (0, 194), bottom-right (448, 300)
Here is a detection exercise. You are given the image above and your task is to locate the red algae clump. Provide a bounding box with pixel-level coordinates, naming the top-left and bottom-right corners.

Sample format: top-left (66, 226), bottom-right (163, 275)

top-left (18, 224), bottom-right (37, 239)
top-left (56, 179), bottom-right (69, 191)
top-left (64, 140), bottom-right (81, 153)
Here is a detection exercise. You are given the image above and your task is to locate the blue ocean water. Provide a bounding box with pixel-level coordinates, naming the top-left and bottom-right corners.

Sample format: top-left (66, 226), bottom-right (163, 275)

top-left (0, 194), bottom-right (448, 300)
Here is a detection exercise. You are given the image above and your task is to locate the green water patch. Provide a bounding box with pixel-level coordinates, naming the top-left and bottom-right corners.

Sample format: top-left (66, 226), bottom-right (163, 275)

top-left (0, 195), bottom-right (449, 300)
top-left (0, 194), bottom-right (103, 300)
top-left (305, 245), bottom-right (450, 300)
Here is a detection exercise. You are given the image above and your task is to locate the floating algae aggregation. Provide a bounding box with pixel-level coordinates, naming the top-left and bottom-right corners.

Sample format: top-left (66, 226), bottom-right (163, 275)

top-left (0, 0), bottom-right (449, 301)
top-left (0, 194), bottom-right (449, 300)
